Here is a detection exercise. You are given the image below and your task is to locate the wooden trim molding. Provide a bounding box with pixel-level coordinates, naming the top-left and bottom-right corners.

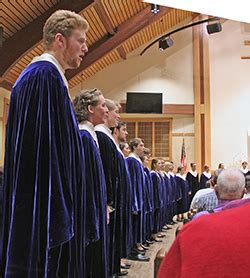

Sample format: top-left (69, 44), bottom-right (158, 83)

top-left (172, 133), bottom-right (194, 137)
top-left (120, 104), bottom-right (194, 115)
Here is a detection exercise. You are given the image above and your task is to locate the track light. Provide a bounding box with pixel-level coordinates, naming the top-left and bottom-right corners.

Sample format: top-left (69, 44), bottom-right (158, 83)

top-left (159, 37), bottom-right (174, 50)
top-left (151, 4), bottom-right (160, 14)
top-left (206, 22), bottom-right (222, 34)
top-left (140, 17), bottom-right (222, 56)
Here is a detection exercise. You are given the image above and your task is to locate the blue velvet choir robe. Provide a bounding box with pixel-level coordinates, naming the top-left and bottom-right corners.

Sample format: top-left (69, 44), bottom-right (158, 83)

top-left (143, 167), bottom-right (153, 240)
top-left (200, 171), bottom-right (212, 189)
top-left (150, 171), bottom-right (163, 234)
top-left (79, 122), bottom-right (108, 278)
top-left (95, 124), bottom-right (122, 276)
top-left (0, 57), bottom-right (86, 277)
top-left (126, 153), bottom-right (145, 244)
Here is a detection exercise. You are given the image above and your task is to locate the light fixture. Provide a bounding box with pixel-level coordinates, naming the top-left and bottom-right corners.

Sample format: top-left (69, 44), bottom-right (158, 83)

top-left (140, 17), bottom-right (221, 55)
top-left (159, 37), bottom-right (174, 50)
top-left (151, 4), bottom-right (160, 14)
top-left (206, 22), bottom-right (222, 34)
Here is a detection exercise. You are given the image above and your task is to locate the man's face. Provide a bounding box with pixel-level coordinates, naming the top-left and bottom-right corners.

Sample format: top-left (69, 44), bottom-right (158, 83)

top-left (192, 164), bottom-right (197, 171)
top-left (134, 141), bottom-right (144, 156)
top-left (90, 95), bottom-right (108, 126)
top-left (62, 28), bottom-right (88, 69)
top-left (118, 125), bottom-right (128, 142)
top-left (107, 107), bottom-right (120, 128)
top-left (243, 162), bottom-right (248, 169)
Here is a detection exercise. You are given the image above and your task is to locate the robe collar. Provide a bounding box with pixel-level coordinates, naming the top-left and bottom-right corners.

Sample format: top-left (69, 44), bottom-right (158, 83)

top-left (94, 124), bottom-right (124, 155)
top-left (128, 152), bottom-right (142, 164)
top-left (31, 53), bottom-right (68, 88)
top-left (169, 171), bottom-right (175, 177)
top-left (79, 121), bottom-right (99, 147)
top-left (202, 171), bottom-right (211, 179)
top-left (189, 170), bottom-right (198, 177)
top-left (241, 167), bottom-right (249, 174)
top-left (176, 173), bottom-right (186, 180)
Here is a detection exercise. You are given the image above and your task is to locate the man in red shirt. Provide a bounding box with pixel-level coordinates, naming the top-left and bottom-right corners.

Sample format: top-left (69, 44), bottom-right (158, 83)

top-left (158, 201), bottom-right (250, 277)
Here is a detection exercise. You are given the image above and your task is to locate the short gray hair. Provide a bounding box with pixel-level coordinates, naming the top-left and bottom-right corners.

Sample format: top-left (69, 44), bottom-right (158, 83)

top-left (215, 168), bottom-right (245, 200)
top-left (72, 89), bottom-right (102, 123)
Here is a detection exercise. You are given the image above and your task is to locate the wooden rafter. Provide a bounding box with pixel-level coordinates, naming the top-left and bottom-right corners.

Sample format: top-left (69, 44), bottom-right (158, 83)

top-left (66, 5), bottom-right (172, 80)
top-left (94, 0), bottom-right (115, 35)
top-left (116, 45), bottom-right (127, 60)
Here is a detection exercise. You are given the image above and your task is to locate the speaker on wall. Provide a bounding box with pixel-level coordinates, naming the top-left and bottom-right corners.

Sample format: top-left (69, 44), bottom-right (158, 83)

top-left (206, 22), bottom-right (222, 34)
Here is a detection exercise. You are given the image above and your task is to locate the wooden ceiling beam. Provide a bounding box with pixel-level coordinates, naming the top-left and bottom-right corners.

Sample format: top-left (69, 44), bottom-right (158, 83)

top-left (0, 79), bottom-right (13, 91)
top-left (66, 6), bottom-right (172, 80)
top-left (116, 45), bottom-right (127, 60)
top-left (94, 0), bottom-right (115, 35)
top-left (0, 0), bottom-right (94, 77)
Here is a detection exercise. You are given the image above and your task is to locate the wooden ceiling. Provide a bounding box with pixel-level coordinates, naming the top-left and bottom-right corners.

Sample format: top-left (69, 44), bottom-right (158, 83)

top-left (0, 0), bottom-right (194, 91)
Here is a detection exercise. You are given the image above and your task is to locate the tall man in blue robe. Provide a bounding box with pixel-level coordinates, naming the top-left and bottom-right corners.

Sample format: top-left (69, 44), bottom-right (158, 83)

top-left (73, 89), bottom-right (109, 278)
top-left (0, 10), bottom-right (89, 277)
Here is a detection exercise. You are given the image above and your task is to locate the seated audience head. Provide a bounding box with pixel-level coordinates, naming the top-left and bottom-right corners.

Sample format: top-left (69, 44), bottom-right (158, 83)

top-left (72, 88), bottom-right (107, 125)
top-left (190, 162), bottom-right (197, 171)
top-left (119, 142), bottom-right (130, 157)
top-left (209, 169), bottom-right (222, 188)
top-left (105, 99), bottom-right (120, 128)
top-left (111, 120), bottom-right (128, 142)
top-left (215, 168), bottom-right (245, 200)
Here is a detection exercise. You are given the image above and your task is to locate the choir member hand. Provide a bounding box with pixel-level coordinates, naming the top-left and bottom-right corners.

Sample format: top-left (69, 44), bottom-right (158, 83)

top-left (132, 211), bottom-right (138, 215)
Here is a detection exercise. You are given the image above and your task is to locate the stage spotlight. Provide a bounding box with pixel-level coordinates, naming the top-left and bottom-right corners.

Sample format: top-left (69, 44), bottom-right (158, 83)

top-left (159, 37), bottom-right (174, 50)
top-left (206, 22), bottom-right (222, 34)
top-left (151, 4), bottom-right (160, 14)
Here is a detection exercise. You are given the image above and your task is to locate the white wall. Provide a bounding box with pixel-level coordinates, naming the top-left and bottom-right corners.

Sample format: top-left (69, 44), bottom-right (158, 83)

top-left (70, 28), bottom-right (194, 104)
top-left (210, 20), bottom-right (250, 168)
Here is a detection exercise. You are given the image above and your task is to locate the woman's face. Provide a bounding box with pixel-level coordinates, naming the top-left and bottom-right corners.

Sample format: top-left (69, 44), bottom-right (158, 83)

top-left (90, 95), bottom-right (108, 125)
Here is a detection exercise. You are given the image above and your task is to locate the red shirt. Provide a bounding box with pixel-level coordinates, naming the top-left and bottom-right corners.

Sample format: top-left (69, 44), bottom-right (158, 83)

top-left (158, 203), bottom-right (250, 278)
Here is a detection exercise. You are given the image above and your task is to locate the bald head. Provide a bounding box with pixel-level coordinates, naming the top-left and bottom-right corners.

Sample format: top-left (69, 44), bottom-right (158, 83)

top-left (215, 168), bottom-right (245, 200)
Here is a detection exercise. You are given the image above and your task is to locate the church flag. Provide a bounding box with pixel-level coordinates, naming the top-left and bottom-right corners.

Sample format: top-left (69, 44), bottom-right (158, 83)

top-left (181, 138), bottom-right (187, 171)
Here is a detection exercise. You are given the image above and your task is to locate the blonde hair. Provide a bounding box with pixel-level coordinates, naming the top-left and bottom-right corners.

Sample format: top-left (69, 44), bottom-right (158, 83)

top-left (105, 99), bottom-right (120, 111)
top-left (43, 10), bottom-right (89, 49)
top-left (73, 89), bottom-right (102, 123)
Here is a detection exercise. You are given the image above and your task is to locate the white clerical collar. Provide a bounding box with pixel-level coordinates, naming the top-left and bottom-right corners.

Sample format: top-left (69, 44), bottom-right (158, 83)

top-left (31, 53), bottom-right (68, 88)
top-left (241, 168), bottom-right (249, 174)
top-left (202, 171), bottom-right (211, 179)
top-left (79, 121), bottom-right (99, 148)
top-left (95, 124), bottom-right (112, 137)
top-left (95, 123), bottom-right (118, 148)
top-left (189, 170), bottom-right (198, 177)
top-left (176, 173), bottom-right (186, 180)
top-left (128, 152), bottom-right (142, 164)
top-left (165, 172), bottom-right (171, 178)
top-left (169, 171), bottom-right (175, 177)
